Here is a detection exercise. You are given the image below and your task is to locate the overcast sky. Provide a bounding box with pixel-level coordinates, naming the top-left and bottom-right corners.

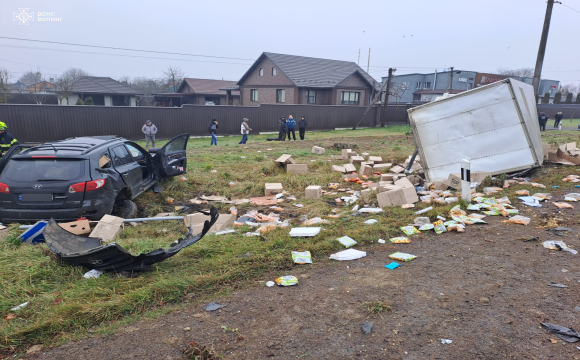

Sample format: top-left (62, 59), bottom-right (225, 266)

top-left (1, 0), bottom-right (579, 86)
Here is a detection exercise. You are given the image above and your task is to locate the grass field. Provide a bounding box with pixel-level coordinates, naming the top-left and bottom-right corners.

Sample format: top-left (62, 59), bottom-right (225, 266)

top-left (1, 126), bottom-right (579, 354)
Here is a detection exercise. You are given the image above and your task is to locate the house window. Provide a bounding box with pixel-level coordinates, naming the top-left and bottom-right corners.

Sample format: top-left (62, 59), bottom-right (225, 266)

top-left (250, 89), bottom-right (258, 102)
top-left (306, 90), bottom-right (316, 104)
top-left (402, 82), bottom-right (410, 88)
top-left (424, 82), bottom-right (431, 89)
top-left (276, 89), bottom-right (285, 103)
top-left (416, 82), bottom-right (422, 89)
top-left (272, 68), bottom-right (277, 76)
top-left (259, 68), bottom-right (264, 76)
top-left (341, 91), bottom-right (360, 105)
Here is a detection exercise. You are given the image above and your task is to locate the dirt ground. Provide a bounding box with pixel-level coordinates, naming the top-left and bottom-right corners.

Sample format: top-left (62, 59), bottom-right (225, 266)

top-left (26, 192), bottom-right (580, 360)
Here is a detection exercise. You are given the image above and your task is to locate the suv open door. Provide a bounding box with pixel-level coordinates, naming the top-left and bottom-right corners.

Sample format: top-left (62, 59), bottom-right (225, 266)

top-left (152, 133), bottom-right (189, 178)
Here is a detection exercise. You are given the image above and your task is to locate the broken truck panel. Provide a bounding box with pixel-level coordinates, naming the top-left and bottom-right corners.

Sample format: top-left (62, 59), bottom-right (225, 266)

top-left (407, 78), bottom-right (543, 182)
top-left (43, 207), bottom-right (219, 272)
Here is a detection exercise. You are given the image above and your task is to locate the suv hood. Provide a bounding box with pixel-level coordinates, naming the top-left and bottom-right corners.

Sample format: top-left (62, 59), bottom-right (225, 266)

top-left (43, 207), bottom-right (219, 272)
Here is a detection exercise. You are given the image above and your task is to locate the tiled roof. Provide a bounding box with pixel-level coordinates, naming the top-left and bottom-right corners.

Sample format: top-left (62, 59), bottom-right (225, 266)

top-left (71, 76), bottom-right (142, 95)
top-left (181, 78), bottom-right (239, 95)
top-left (239, 52), bottom-right (380, 89)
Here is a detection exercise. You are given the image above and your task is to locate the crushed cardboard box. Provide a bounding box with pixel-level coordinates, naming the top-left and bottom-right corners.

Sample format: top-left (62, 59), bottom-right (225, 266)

top-left (368, 156), bottom-right (383, 163)
top-left (184, 213), bottom-right (236, 234)
top-left (447, 171), bottom-right (491, 190)
top-left (373, 164), bottom-right (390, 173)
top-left (275, 154), bottom-right (297, 167)
top-left (332, 165), bottom-right (346, 173)
top-left (250, 195), bottom-right (278, 206)
top-left (89, 215), bottom-right (124, 242)
top-left (544, 142), bottom-right (580, 165)
top-left (312, 146), bottom-right (325, 154)
top-left (359, 164), bottom-right (373, 176)
top-left (59, 220), bottom-right (91, 236)
top-left (350, 156), bottom-right (365, 164)
top-left (343, 163), bottom-right (357, 172)
top-left (287, 164), bottom-right (308, 175)
top-left (389, 165), bottom-right (405, 174)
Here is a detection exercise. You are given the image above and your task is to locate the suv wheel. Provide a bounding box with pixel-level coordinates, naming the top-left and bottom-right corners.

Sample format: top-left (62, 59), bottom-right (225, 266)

top-left (112, 199), bottom-right (138, 219)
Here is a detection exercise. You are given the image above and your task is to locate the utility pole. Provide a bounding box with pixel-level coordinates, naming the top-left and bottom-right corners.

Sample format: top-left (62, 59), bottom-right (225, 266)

top-left (367, 48), bottom-right (371, 73)
top-left (358, 49), bottom-right (361, 65)
top-left (532, 0), bottom-right (557, 101)
top-left (381, 68), bottom-right (395, 127)
top-left (447, 67), bottom-right (454, 93)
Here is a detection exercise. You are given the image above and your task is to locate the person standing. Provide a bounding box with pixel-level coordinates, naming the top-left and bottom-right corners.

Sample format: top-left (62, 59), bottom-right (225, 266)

top-left (298, 116), bottom-right (308, 140)
top-left (239, 118), bottom-right (252, 144)
top-left (142, 120), bottom-right (158, 149)
top-left (0, 122), bottom-right (18, 158)
top-left (286, 115), bottom-right (296, 141)
top-left (554, 111), bottom-right (563, 129)
top-left (278, 116), bottom-right (287, 141)
top-left (538, 112), bottom-right (548, 132)
top-left (209, 119), bottom-right (218, 146)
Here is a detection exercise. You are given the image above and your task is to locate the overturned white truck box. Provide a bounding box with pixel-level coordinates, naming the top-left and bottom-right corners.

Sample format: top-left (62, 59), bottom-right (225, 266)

top-left (408, 78), bottom-right (543, 182)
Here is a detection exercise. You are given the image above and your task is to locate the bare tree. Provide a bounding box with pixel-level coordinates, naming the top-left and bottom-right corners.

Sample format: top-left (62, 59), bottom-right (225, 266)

top-left (0, 67), bottom-right (12, 104)
top-left (130, 77), bottom-right (166, 95)
top-left (117, 76), bottom-right (131, 85)
top-left (55, 68), bottom-right (89, 105)
top-left (496, 67), bottom-right (534, 78)
top-left (23, 83), bottom-right (48, 104)
top-left (163, 66), bottom-right (185, 92)
top-left (559, 84), bottom-right (579, 97)
top-left (18, 70), bottom-right (43, 85)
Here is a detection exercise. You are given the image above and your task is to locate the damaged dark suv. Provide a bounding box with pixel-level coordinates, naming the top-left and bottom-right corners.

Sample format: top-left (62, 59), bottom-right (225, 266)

top-left (0, 134), bottom-right (189, 222)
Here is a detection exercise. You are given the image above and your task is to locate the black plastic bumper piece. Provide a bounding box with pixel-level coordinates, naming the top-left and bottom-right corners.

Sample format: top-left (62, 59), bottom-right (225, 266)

top-left (43, 207), bottom-right (219, 272)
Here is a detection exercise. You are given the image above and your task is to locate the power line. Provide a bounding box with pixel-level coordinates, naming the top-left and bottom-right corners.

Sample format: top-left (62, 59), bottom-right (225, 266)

top-left (0, 58), bottom-right (65, 71)
top-left (0, 44), bottom-right (252, 66)
top-left (0, 36), bottom-right (255, 61)
top-left (560, 3), bottom-right (580, 14)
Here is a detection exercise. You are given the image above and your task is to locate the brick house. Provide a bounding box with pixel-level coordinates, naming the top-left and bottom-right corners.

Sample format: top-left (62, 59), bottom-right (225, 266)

top-left (153, 78), bottom-right (240, 107)
top-left (237, 52), bottom-right (380, 106)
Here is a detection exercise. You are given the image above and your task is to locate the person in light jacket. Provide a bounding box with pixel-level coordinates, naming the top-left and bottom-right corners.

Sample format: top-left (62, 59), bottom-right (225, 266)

top-left (286, 115), bottom-right (296, 141)
top-left (239, 118), bottom-right (252, 144)
top-left (278, 116), bottom-right (287, 141)
top-left (298, 116), bottom-right (308, 140)
top-left (142, 120), bottom-right (158, 149)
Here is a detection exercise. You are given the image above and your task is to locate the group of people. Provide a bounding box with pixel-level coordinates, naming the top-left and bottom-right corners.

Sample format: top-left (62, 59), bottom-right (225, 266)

top-left (277, 115), bottom-right (308, 141)
top-left (203, 115), bottom-right (309, 146)
top-left (538, 111), bottom-right (564, 132)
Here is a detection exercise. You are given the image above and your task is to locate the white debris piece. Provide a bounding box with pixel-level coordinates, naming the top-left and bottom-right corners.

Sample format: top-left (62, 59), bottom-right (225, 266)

top-left (83, 269), bottom-right (103, 279)
top-left (329, 248), bottom-right (367, 261)
top-left (289, 227), bottom-right (322, 237)
top-left (10, 302), bottom-right (29, 311)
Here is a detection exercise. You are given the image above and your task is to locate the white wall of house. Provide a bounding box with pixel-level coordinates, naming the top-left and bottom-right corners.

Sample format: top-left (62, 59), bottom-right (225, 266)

top-left (104, 95), bottom-right (112, 106)
top-left (65, 94), bottom-right (79, 105)
top-left (130, 96), bottom-right (136, 106)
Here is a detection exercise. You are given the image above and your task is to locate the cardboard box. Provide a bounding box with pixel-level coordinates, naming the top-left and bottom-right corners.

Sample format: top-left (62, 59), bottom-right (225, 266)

top-left (447, 171), bottom-right (492, 190)
top-left (361, 161), bottom-right (374, 167)
top-left (332, 165), bottom-right (346, 173)
top-left (368, 183), bottom-right (381, 192)
top-left (341, 149), bottom-right (352, 159)
top-left (344, 173), bottom-right (359, 180)
top-left (433, 180), bottom-right (450, 191)
top-left (556, 142), bottom-right (580, 165)
top-left (389, 165), bottom-right (405, 173)
top-left (394, 178), bottom-right (419, 204)
top-left (359, 164), bottom-right (373, 176)
top-left (377, 189), bottom-right (406, 207)
top-left (287, 164), bottom-right (308, 175)
top-left (368, 156), bottom-right (383, 164)
top-left (89, 215), bottom-right (124, 242)
top-left (305, 185), bottom-right (322, 199)
top-left (265, 183), bottom-right (283, 195)
top-left (381, 174), bottom-right (405, 182)
top-left (59, 220), bottom-right (91, 236)
top-left (361, 152), bottom-right (370, 160)
top-left (379, 183), bottom-right (400, 193)
top-left (373, 164), bottom-right (390, 173)
top-left (350, 156), bottom-right (365, 164)
top-left (184, 213), bottom-right (236, 234)
top-left (312, 146), bottom-right (325, 154)
top-left (343, 163), bottom-right (357, 172)
top-left (361, 188), bottom-right (375, 203)
top-left (275, 154), bottom-right (297, 166)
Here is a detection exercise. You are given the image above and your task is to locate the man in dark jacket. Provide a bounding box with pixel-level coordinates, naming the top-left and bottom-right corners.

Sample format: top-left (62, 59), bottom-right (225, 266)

top-left (538, 112), bottom-right (548, 132)
top-left (209, 119), bottom-right (218, 146)
top-left (278, 116), bottom-right (287, 141)
top-left (554, 111), bottom-right (563, 129)
top-left (0, 122), bottom-right (18, 157)
top-left (298, 116), bottom-right (308, 140)
top-left (286, 115), bottom-right (296, 141)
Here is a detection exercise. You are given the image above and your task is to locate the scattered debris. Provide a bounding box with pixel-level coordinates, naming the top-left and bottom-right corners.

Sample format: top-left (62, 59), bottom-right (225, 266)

top-left (292, 251), bottom-right (312, 264)
top-left (553, 202), bottom-right (574, 209)
top-left (289, 227), bottom-right (321, 237)
top-left (385, 262), bottom-right (400, 270)
top-left (329, 248), bottom-right (367, 261)
top-left (275, 276), bottom-right (298, 286)
top-left (337, 236), bottom-right (357, 248)
top-left (441, 339), bottom-right (453, 344)
top-left (361, 321), bottom-right (374, 335)
top-left (10, 302), bottom-right (29, 311)
top-left (548, 283), bottom-right (568, 288)
top-left (205, 302), bottom-right (226, 312)
top-left (378, 239), bottom-right (386, 244)
top-left (390, 237), bottom-right (411, 244)
top-left (83, 269), bottom-right (103, 279)
top-left (389, 252), bottom-right (417, 262)
top-left (503, 215), bottom-right (531, 225)
top-left (266, 281), bottom-right (275, 287)
top-left (543, 240), bottom-right (578, 254)
top-left (542, 323), bottom-right (580, 343)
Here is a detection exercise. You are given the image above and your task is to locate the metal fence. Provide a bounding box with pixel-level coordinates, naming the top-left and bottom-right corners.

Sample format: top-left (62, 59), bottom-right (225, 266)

top-left (537, 104), bottom-right (580, 119)
top-left (0, 103), bottom-right (410, 143)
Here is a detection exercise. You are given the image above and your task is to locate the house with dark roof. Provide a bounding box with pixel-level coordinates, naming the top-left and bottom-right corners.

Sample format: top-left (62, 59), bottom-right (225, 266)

top-left (153, 78), bottom-right (240, 107)
top-left (237, 52), bottom-right (380, 106)
top-left (65, 76), bottom-right (142, 106)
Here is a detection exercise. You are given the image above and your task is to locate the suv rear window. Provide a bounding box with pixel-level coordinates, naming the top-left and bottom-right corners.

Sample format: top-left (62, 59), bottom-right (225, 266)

top-left (2, 159), bottom-right (85, 182)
